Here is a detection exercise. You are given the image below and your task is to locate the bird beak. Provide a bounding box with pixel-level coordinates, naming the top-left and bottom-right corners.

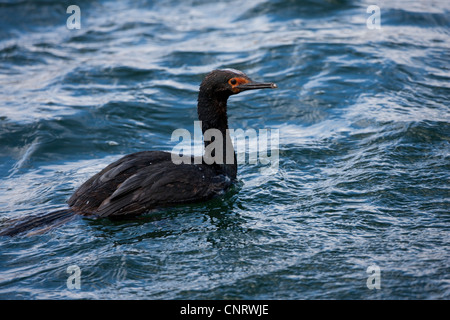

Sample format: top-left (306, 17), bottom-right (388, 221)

top-left (236, 81), bottom-right (278, 91)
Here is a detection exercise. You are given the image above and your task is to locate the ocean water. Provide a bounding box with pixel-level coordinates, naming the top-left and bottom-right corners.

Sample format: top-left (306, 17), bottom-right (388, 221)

top-left (0, 0), bottom-right (449, 300)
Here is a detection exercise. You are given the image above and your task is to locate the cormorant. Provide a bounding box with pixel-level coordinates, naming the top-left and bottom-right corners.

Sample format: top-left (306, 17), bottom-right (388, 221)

top-left (0, 69), bottom-right (277, 236)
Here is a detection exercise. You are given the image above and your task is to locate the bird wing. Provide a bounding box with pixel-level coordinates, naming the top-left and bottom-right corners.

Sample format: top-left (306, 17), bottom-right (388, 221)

top-left (94, 162), bottom-right (232, 218)
top-left (67, 151), bottom-right (172, 214)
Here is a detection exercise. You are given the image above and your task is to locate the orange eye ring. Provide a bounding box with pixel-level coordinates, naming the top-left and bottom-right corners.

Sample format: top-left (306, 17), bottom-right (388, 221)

top-left (228, 77), bottom-right (250, 90)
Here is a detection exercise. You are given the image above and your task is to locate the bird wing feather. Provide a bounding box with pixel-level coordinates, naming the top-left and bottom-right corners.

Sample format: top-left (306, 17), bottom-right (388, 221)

top-left (95, 162), bottom-right (231, 217)
top-left (67, 151), bottom-right (172, 213)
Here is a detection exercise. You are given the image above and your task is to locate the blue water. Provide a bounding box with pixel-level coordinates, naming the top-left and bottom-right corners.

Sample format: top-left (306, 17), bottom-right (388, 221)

top-left (0, 0), bottom-right (449, 299)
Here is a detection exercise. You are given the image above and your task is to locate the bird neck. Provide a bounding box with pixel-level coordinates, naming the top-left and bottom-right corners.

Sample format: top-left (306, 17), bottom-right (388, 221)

top-left (197, 90), bottom-right (237, 179)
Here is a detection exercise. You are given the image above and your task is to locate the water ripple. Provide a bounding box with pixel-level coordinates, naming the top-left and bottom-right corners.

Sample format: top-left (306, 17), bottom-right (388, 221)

top-left (0, 0), bottom-right (449, 300)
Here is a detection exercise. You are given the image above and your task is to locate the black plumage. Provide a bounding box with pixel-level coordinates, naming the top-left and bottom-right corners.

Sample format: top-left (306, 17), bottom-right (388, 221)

top-left (0, 69), bottom-right (276, 235)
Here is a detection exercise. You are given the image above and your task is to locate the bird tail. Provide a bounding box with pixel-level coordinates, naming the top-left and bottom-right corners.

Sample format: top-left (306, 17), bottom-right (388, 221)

top-left (0, 208), bottom-right (77, 237)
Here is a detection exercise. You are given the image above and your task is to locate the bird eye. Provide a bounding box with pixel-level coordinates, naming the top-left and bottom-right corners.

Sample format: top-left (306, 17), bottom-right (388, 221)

top-left (229, 78), bottom-right (237, 85)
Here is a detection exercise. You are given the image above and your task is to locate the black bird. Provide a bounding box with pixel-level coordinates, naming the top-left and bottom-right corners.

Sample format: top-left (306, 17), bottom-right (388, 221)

top-left (0, 69), bottom-right (277, 236)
